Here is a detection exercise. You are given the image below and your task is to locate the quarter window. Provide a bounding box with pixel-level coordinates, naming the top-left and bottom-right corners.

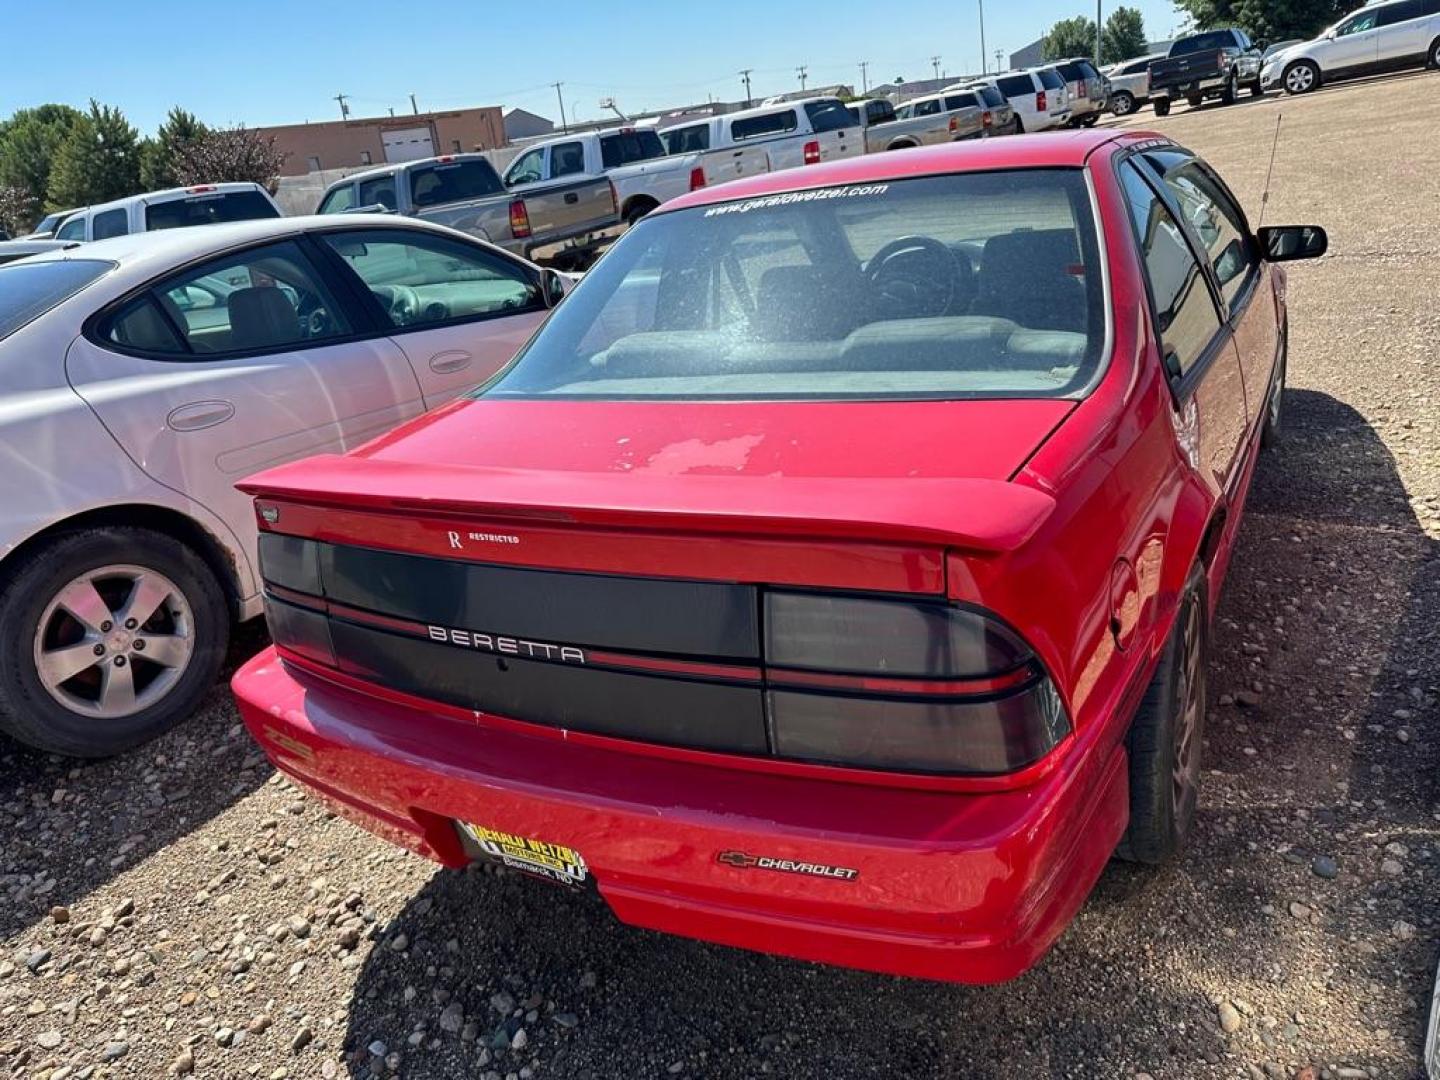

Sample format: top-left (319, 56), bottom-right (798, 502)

top-left (323, 229), bottom-right (542, 329)
top-left (1119, 161), bottom-right (1222, 378)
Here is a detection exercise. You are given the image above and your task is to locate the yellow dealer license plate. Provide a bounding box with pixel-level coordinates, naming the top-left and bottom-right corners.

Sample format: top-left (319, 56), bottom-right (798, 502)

top-left (458, 821), bottom-right (590, 889)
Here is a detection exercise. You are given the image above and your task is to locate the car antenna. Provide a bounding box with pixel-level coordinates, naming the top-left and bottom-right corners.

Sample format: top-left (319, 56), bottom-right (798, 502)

top-left (1257, 113), bottom-right (1283, 230)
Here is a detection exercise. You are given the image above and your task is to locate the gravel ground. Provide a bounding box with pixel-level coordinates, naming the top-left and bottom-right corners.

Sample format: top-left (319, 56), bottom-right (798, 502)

top-left (3, 73), bottom-right (1439, 1080)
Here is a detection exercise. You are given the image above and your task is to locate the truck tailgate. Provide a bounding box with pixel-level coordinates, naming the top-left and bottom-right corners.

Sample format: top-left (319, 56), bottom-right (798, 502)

top-left (700, 145), bottom-right (770, 185)
top-left (515, 175), bottom-right (616, 242)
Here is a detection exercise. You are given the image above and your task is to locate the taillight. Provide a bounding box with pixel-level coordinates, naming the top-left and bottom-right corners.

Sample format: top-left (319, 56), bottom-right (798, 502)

top-left (982, 110), bottom-right (993, 129)
top-left (689, 166), bottom-right (706, 191)
top-left (762, 592), bottom-right (1070, 775)
top-left (1036, 90), bottom-right (1047, 112)
top-left (803, 140), bottom-right (821, 165)
top-left (608, 179), bottom-right (619, 215)
top-left (508, 199), bottom-right (531, 239)
top-left (948, 115), bottom-right (959, 133)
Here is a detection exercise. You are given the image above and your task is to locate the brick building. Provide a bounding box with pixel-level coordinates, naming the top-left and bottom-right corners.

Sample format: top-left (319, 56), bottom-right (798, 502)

top-left (256, 106), bottom-right (506, 177)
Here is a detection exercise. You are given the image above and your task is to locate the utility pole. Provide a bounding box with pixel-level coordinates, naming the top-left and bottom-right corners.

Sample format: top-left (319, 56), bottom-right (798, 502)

top-left (1096, 0), bottom-right (1104, 63)
top-left (388, 107), bottom-right (395, 117)
top-left (995, 48), bottom-right (1004, 72)
top-left (553, 82), bottom-right (568, 133)
top-left (931, 55), bottom-right (942, 80)
top-left (333, 92), bottom-right (350, 120)
top-left (409, 93), bottom-right (419, 116)
top-left (739, 68), bottom-right (754, 106)
top-left (978, 0), bottom-right (988, 73)
top-left (797, 64), bottom-right (808, 91)
top-left (859, 60), bottom-right (870, 94)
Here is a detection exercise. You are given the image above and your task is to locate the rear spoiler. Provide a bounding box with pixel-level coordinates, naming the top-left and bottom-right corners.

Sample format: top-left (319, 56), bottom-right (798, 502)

top-left (239, 457), bottom-right (1056, 555)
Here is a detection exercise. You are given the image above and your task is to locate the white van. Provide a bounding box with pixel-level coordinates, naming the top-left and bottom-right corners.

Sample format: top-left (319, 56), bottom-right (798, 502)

top-left (660, 97), bottom-right (862, 174)
top-left (977, 69), bottom-right (1072, 132)
top-left (53, 183), bottom-right (282, 243)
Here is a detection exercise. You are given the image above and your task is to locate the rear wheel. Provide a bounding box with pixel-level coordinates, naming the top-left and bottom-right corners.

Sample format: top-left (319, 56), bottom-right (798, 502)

top-left (1187, 93), bottom-right (1204, 108)
top-left (1248, 80), bottom-right (1265, 97)
top-left (624, 200), bottom-right (658, 227)
top-left (1220, 73), bottom-right (1238, 105)
top-left (1013, 116), bottom-right (1025, 133)
top-left (1153, 97), bottom-right (1171, 116)
top-left (1428, 36), bottom-right (1440, 68)
top-left (0, 527), bottom-right (229, 757)
top-left (1116, 568), bottom-right (1208, 864)
top-left (1283, 60), bottom-right (1319, 94)
top-left (1110, 91), bottom-right (1136, 116)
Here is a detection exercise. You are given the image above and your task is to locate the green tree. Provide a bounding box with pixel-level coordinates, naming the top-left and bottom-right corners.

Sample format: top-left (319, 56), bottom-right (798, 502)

top-left (1043, 16), bottom-right (1099, 61)
top-left (1102, 7), bottom-right (1150, 62)
top-left (141, 106), bottom-right (209, 190)
top-left (0, 104), bottom-right (84, 210)
top-left (1172, 0), bottom-right (1347, 42)
top-left (48, 100), bottom-right (142, 208)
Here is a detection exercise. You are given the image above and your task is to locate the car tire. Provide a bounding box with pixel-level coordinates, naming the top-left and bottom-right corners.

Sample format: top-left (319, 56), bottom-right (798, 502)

top-left (1220, 73), bottom-right (1238, 105)
top-left (1248, 80), bottom-right (1265, 97)
top-left (1283, 60), bottom-right (1320, 94)
top-left (0, 527), bottom-right (229, 757)
top-left (1013, 116), bottom-right (1025, 133)
top-left (1187, 93), bottom-right (1204, 108)
top-left (1153, 98), bottom-right (1171, 117)
top-left (1110, 91), bottom-right (1136, 116)
top-left (624, 201), bottom-right (657, 227)
top-left (1080, 113), bottom-right (1100, 127)
top-left (1115, 567), bottom-right (1208, 865)
top-left (1261, 327), bottom-right (1287, 450)
top-left (1428, 36), bottom-right (1440, 69)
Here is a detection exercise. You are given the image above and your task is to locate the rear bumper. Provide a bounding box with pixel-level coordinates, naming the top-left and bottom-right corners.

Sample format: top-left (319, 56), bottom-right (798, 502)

top-left (233, 648), bottom-right (1129, 984)
top-left (1154, 73), bottom-right (1228, 97)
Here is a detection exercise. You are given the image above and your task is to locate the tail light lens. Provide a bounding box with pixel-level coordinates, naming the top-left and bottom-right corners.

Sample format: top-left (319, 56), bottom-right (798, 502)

top-left (982, 110), bottom-right (993, 130)
top-left (763, 592), bottom-right (1070, 775)
top-left (688, 166), bottom-right (706, 191)
top-left (948, 115), bottom-right (959, 133)
top-left (803, 140), bottom-right (821, 165)
top-left (1036, 90), bottom-right (1048, 112)
top-left (508, 199), bottom-right (531, 239)
top-left (608, 179), bottom-right (619, 215)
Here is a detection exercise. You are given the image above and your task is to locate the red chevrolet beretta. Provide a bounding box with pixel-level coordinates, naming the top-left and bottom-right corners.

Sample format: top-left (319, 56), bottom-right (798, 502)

top-left (232, 130), bottom-right (1326, 983)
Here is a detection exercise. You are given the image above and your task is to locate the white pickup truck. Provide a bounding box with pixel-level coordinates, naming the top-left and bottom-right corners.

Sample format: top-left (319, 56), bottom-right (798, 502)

top-left (504, 127), bottom-right (765, 227)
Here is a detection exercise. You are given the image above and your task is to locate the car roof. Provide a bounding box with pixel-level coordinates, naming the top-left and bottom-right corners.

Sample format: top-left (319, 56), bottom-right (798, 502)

top-left (81, 182), bottom-right (269, 216)
top-left (15, 213), bottom-right (423, 272)
top-left (661, 129), bottom-right (1153, 215)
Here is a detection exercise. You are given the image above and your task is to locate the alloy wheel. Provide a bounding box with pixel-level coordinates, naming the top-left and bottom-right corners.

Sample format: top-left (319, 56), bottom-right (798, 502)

top-left (1112, 93), bottom-right (1134, 116)
top-left (1170, 595), bottom-right (1204, 832)
top-left (1285, 64), bottom-right (1315, 93)
top-left (33, 565), bottom-right (194, 719)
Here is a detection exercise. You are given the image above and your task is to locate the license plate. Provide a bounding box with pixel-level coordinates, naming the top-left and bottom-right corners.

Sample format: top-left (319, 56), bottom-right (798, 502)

top-left (457, 821), bottom-right (590, 888)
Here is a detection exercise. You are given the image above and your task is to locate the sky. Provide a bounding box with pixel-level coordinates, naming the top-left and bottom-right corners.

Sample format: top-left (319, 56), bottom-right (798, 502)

top-left (1, 0), bottom-right (1189, 135)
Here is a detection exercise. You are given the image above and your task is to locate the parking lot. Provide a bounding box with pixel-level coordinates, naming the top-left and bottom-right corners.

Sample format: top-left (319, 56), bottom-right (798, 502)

top-left (2, 71), bottom-right (1438, 1080)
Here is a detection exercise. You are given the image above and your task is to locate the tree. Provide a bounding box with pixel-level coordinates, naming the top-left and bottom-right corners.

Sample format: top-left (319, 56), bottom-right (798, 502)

top-left (1171, 0), bottom-right (1348, 42)
top-left (1102, 7), bottom-right (1150, 62)
top-left (1043, 16), bottom-right (1099, 61)
top-left (0, 104), bottom-right (83, 210)
top-left (168, 125), bottom-right (287, 189)
top-left (48, 100), bottom-right (142, 208)
top-left (0, 185), bottom-right (39, 236)
top-left (141, 106), bottom-right (209, 190)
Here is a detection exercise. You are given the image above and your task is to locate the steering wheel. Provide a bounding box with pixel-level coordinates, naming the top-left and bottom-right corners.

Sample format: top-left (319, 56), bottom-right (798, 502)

top-left (865, 235), bottom-right (959, 318)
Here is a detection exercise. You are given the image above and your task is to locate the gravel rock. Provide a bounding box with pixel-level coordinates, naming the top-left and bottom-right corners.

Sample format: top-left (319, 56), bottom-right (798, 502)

top-left (439, 1002), bottom-right (464, 1034)
top-left (1218, 1003), bottom-right (1243, 1034)
top-left (1311, 855), bottom-right (1339, 878)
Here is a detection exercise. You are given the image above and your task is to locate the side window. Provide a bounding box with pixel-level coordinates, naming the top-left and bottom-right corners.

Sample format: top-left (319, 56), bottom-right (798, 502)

top-left (895, 104), bottom-right (913, 119)
top-left (1376, 0), bottom-right (1424, 23)
top-left (550, 142), bottom-right (585, 177)
top-left (1338, 11), bottom-right (1379, 34)
top-left (357, 176), bottom-right (397, 211)
top-left (322, 229), bottom-right (543, 329)
top-left (149, 240), bottom-right (351, 357)
top-left (506, 148), bottom-right (544, 186)
top-left (913, 98), bottom-right (942, 116)
top-left (318, 185), bottom-right (357, 214)
top-left (1147, 154), bottom-right (1260, 310)
top-left (729, 110), bottom-right (797, 141)
top-left (56, 216), bottom-right (86, 241)
top-left (92, 208), bottom-right (128, 240)
top-left (1119, 161), bottom-right (1222, 378)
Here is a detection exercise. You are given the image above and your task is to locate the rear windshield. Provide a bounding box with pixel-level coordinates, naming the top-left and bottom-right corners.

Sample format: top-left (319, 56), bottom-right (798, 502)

top-left (944, 93), bottom-right (977, 111)
top-left (730, 109), bottom-right (799, 141)
top-left (662, 124), bottom-right (710, 154)
top-left (804, 100), bottom-right (855, 133)
top-left (1171, 30), bottom-right (1237, 54)
top-left (483, 170), bottom-right (1106, 402)
top-left (0, 259), bottom-right (112, 340)
top-left (1056, 61), bottom-right (1097, 81)
top-left (996, 74), bottom-right (1034, 96)
top-left (408, 160), bottom-right (504, 208)
top-left (973, 85), bottom-right (1006, 107)
top-left (144, 191), bottom-right (279, 230)
top-left (600, 130), bottom-right (666, 168)
top-left (1037, 68), bottom-right (1065, 90)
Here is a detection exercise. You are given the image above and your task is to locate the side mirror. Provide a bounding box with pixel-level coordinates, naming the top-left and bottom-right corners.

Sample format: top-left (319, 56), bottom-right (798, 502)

top-left (1258, 225), bottom-right (1328, 262)
top-left (541, 267), bottom-right (569, 307)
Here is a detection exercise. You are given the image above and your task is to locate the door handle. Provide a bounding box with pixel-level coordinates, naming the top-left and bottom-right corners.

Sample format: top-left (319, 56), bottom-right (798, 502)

top-left (564, 192), bottom-right (579, 204)
top-left (429, 350), bottom-right (473, 374)
top-left (167, 400), bottom-right (235, 432)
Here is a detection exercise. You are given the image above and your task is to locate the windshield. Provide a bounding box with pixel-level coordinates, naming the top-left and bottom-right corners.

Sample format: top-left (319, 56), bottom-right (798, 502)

top-left (34, 212), bottom-right (67, 233)
top-left (0, 259), bottom-right (113, 340)
top-left (409, 160), bottom-right (504, 207)
top-left (1171, 30), bottom-right (1236, 54)
top-left (482, 170), bottom-right (1105, 402)
top-left (600, 130), bottom-right (666, 168)
top-left (145, 190), bottom-right (279, 230)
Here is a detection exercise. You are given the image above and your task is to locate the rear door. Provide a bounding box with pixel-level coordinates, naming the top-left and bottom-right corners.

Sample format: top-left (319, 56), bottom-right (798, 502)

top-left (318, 226), bottom-right (549, 405)
top-left (996, 74), bottom-right (1039, 127)
top-left (66, 237), bottom-right (425, 578)
top-left (1117, 158), bottom-right (1250, 501)
top-left (1373, 0), bottom-right (1431, 62)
